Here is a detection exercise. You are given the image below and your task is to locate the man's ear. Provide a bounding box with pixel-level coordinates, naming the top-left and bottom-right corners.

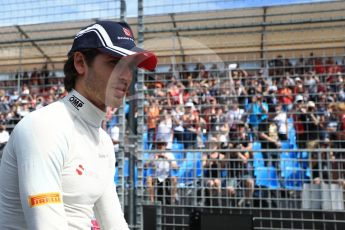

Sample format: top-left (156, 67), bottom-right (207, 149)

top-left (74, 52), bottom-right (87, 75)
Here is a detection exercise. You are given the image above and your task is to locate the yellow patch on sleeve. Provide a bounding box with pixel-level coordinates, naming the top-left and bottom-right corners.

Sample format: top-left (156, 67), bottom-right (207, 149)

top-left (28, 192), bottom-right (62, 207)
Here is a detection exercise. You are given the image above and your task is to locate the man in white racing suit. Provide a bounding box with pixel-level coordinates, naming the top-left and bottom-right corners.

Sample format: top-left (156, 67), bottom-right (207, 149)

top-left (0, 21), bottom-right (157, 230)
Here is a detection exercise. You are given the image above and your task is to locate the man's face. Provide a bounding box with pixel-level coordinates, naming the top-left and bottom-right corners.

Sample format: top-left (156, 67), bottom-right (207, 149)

top-left (84, 53), bottom-right (134, 109)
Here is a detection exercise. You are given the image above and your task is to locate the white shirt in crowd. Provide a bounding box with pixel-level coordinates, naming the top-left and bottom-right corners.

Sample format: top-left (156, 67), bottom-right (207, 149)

top-left (109, 125), bottom-right (120, 152)
top-left (226, 108), bottom-right (245, 128)
top-left (274, 112), bottom-right (288, 135)
top-left (0, 130), bottom-right (9, 144)
top-left (156, 118), bottom-right (173, 149)
top-left (154, 152), bottom-right (176, 182)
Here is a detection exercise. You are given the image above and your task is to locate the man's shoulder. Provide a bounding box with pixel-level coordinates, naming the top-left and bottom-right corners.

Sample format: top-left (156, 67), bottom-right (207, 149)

top-left (16, 100), bottom-right (70, 131)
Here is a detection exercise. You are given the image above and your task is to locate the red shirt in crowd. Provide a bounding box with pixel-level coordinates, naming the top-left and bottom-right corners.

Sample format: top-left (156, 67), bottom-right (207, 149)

top-left (278, 87), bottom-right (294, 105)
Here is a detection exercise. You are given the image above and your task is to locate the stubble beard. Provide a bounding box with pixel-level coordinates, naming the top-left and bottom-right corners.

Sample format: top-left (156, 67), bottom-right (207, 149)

top-left (85, 72), bottom-right (106, 109)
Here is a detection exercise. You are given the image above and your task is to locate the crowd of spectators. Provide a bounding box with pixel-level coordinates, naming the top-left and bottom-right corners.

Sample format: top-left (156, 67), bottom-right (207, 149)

top-left (142, 54), bottom-right (345, 208)
top-left (0, 54), bottom-right (345, 209)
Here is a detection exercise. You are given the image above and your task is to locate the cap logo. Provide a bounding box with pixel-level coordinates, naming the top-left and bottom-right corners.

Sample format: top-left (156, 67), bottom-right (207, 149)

top-left (123, 27), bottom-right (132, 37)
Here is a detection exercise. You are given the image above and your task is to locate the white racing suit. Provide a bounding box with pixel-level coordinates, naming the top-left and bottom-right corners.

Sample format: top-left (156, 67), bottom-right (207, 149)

top-left (0, 90), bottom-right (129, 230)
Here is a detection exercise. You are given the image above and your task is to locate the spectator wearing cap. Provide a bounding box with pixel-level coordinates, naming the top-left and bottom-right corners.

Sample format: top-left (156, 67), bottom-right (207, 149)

top-left (146, 138), bottom-right (179, 204)
top-left (300, 101), bottom-right (321, 149)
top-left (292, 95), bottom-right (307, 148)
top-left (199, 82), bottom-right (212, 106)
top-left (182, 102), bottom-right (199, 149)
top-left (258, 108), bottom-right (281, 168)
top-left (277, 78), bottom-right (294, 111)
top-left (321, 103), bottom-right (340, 147)
top-left (156, 109), bottom-right (173, 149)
top-left (226, 102), bottom-right (246, 140)
top-left (265, 78), bottom-right (279, 113)
top-left (293, 77), bottom-right (305, 95)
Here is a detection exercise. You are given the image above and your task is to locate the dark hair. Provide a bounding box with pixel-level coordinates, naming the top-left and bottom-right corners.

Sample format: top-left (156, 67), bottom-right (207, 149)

top-left (63, 49), bottom-right (101, 92)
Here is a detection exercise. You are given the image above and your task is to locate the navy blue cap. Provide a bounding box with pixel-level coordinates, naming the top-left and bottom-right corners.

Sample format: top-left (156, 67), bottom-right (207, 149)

top-left (68, 21), bottom-right (157, 71)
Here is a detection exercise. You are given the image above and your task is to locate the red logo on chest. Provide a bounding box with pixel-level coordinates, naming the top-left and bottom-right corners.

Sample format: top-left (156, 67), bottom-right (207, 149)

top-left (76, 164), bottom-right (84, 175)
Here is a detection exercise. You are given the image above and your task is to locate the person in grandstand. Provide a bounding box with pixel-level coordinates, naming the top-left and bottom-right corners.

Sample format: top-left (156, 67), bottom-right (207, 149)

top-left (0, 21), bottom-right (157, 230)
top-left (182, 101), bottom-right (199, 149)
top-left (258, 107), bottom-right (281, 167)
top-left (146, 138), bottom-right (179, 205)
top-left (246, 94), bottom-right (268, 133)
top-left (225, 122), bottom-right (254, 207)
top-left (202, 136), bottom-right (226, 206)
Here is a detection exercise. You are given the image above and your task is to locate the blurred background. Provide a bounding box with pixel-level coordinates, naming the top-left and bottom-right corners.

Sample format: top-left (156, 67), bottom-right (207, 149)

top-left (0, 0), bottom-right (344, 229)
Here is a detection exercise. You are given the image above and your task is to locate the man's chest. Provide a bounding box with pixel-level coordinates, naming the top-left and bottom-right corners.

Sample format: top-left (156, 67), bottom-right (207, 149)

top-left (61, 133), bottom-right (114, 205)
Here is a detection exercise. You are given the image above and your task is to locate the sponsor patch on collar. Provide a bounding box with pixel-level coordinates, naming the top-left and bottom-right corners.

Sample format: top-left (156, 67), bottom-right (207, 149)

top-left (69, 95), bottom-right (84, 110)
top-left (28, 192), bottom-right (62, 207)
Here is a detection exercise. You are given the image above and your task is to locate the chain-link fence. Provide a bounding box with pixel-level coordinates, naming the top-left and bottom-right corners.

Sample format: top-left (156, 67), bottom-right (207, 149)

top-left (135, 1), bottom-right (345, 229)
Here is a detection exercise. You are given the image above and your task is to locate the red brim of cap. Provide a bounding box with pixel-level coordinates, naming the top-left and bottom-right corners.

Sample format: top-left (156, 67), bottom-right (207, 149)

top-left (134, 51), bottom-right (157, 71)
top-left (130, 47), bottom-right (157, 71)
